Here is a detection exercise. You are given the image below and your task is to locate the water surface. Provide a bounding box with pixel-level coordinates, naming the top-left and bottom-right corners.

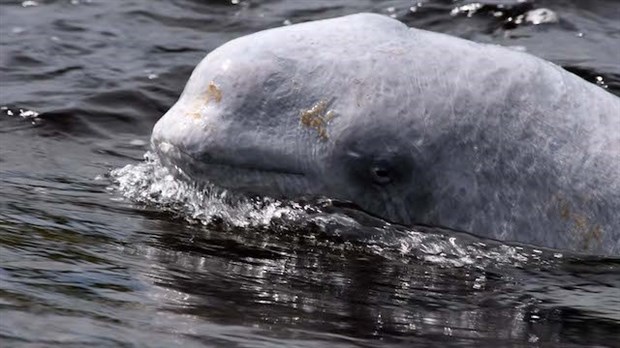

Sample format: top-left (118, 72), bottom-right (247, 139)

top-left (1, 0), bottom-right (619, 347)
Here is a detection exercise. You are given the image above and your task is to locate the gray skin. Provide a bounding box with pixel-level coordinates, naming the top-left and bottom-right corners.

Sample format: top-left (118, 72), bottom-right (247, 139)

top-left (151, 13), bottom-right (620, 255)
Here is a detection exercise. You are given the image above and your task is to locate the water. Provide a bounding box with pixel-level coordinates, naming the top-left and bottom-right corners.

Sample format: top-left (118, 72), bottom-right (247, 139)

top-left (1, 0), bottom-right (619, 347)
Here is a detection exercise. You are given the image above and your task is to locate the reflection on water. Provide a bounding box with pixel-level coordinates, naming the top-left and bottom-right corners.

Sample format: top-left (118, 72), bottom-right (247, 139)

top-left (114, 158), bottom-right (619, 346)
top-left (1, 0), bottom-right (619, 346)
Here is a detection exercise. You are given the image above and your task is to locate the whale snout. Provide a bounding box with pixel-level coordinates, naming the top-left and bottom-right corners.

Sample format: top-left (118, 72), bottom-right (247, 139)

top-left (151, 99), bottom-right (320, 197)
top-left (150, 99), bottom-right (215, 177)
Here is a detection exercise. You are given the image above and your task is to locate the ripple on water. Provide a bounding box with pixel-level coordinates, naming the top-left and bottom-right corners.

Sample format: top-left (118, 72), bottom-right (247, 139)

top-left (3, 0), bottom-right (620, 345)
top-left (109, 152), bottom-right (564, 269)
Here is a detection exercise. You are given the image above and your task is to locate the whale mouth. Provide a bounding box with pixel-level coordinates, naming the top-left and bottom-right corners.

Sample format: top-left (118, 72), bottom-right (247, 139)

top-left (189, 149), bottom-right (307, 177)
top-left (154, 140), bottom-right (306, 176)
top-left (152, 140), bottom-right (314, 198)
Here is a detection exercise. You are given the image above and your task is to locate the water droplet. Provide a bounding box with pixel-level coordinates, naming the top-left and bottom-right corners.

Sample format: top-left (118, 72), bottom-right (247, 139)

top-left (19, 109), bottom-right (39, 118)
top-left (525, 8), bottom-right (559, 25)
top-left (21, 0), bottom-right (38, 7)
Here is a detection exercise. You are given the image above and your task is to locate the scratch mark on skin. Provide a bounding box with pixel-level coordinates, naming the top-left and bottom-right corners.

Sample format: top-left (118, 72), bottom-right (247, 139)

top-left (300, 100), bottom-right (335, 140)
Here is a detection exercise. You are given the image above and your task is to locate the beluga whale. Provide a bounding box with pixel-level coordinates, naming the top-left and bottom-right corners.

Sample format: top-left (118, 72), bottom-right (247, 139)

top-left (151, 13), bottom-right (620, 255)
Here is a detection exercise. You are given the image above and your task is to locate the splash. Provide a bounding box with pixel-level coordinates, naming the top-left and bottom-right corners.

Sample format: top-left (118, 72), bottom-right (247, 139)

top-left (109, 153), bottom-right (556, 268)
top-left (110, 152), bottom-right (312, 229)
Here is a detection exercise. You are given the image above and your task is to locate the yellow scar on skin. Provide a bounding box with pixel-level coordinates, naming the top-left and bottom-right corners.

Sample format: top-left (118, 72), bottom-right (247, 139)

top-left (556, 196), bottom-right (602, 251)
top-left (188, 111), bottom-right (202, 120)
top-left (187, 98), bottom-right (203, 120)
top-left (187, 81), bottom-right (222, 120)
top-left (206, 81), bottom-right (222, 104)
top-left (300, 100), bottom-right (335, 140)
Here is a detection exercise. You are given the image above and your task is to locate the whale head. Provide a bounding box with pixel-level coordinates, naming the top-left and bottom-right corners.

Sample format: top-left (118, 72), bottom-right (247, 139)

top-left (151, 13), bottom-right (436, 225)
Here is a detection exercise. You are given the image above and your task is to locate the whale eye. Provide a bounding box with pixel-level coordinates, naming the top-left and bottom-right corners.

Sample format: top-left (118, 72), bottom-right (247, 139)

top-left (370, 165), bottom-right (392, 185)
top-left (336, 129), bottom-right (418, 190)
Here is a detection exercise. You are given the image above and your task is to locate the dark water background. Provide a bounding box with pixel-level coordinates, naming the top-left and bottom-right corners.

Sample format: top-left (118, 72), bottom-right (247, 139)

top-left (1, 0), bottom-right (619, 347)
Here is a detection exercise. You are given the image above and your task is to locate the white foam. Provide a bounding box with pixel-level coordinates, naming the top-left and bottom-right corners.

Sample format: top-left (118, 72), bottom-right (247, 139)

top-left (109, 153), bottom-right (550, 267)
top-left (110, 152), bottom-right (311, 229)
